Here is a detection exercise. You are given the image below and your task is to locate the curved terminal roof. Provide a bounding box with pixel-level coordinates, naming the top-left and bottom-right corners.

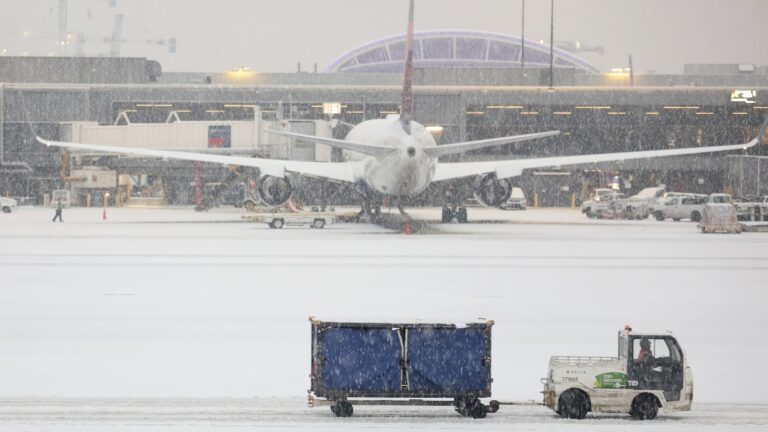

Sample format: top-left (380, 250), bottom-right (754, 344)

top-left (324, 30), bottom-right (598, 74)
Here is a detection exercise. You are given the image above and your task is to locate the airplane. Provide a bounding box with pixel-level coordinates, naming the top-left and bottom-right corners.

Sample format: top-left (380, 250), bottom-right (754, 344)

top-left (36, 0), bottom-right (765, 223)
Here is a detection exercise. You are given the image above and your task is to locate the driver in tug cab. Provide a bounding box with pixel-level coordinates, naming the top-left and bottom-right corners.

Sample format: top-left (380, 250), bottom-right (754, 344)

top-left (635, 338), bottom-right (654, 364)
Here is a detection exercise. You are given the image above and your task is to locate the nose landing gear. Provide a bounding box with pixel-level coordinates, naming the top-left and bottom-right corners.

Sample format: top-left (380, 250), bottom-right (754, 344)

top-left (359, 199), bottom-right (382, 223)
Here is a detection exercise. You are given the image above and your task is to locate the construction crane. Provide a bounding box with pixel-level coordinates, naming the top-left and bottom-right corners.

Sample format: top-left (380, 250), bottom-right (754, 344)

top-left (58, 0), bottom-right (67, 55)
top-left (3, 0), bottom-right (166, 57)
top-left (103, 14), bottom-right (176, 57)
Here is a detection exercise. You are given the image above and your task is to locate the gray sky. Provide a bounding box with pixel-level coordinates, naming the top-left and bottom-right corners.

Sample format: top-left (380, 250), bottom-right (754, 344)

top-left (2, 0), bottom-right (767, 74)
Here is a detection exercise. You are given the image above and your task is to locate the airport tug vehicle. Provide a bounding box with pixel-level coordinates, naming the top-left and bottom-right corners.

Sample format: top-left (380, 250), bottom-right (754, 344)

top-left (542, 326), bottom-right (693, 420)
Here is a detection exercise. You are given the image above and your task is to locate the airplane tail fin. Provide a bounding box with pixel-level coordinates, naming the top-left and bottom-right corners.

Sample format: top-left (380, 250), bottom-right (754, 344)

top-left (399, 0), bottom-right (415, 135)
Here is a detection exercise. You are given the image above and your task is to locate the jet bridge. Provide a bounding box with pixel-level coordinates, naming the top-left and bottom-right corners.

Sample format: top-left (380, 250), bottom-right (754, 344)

top-left (56, 112), bottom-right (335, 206)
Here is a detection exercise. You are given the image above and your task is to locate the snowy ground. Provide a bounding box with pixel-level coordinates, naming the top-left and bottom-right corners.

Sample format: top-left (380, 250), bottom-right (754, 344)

top-left (1, 398), bottom-right (767, 431)
top-left (1, 206), bottom-right (767, 430)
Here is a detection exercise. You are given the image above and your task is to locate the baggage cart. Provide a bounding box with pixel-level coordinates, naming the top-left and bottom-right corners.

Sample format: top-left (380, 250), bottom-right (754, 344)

top-left (308, 317), bottom-right (498, 418)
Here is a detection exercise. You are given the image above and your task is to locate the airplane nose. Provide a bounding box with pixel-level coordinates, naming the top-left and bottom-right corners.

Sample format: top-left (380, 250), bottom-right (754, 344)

top-left (407, 146), bottom-right (416, 157)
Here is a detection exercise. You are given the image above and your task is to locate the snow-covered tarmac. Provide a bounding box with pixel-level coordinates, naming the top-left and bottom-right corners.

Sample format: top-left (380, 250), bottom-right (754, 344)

top-left (1, 206), bottom-right (767, 430)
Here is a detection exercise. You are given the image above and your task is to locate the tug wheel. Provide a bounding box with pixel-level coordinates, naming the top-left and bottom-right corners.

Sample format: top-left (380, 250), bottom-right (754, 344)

top-left (630, 393), bottom-right (659, 420)
top-left (558, 389), bottom-right (589, 419)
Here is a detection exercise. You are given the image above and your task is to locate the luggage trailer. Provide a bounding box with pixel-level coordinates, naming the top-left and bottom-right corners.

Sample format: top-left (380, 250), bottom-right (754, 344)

top-left (307, 317), bottom-right (500, 418)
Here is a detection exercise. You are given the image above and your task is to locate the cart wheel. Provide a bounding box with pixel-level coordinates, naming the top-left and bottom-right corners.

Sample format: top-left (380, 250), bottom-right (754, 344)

top-left (455, 397), bottom-right (487, 419)
top-left (470, 398), bottom-right (487, 419)
top-left (332, 401), bottom-right (353, 417)
top-left (312, 218), bottom-right (325, 229)
top-left (272, 218), bottom-right (284, 229)
top-left (454, 397), bottom-right (469, 417)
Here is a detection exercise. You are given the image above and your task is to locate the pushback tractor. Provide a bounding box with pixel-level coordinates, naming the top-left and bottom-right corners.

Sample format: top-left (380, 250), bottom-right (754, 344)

top-left (542, 326), bottom-right (693, 420)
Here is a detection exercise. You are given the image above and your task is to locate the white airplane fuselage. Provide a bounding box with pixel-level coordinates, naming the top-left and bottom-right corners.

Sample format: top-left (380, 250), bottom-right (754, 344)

top-left (345, 115), bottom-right (437, 197)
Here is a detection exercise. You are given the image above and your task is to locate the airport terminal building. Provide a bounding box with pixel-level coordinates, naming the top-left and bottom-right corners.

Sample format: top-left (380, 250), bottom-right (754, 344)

top-left (1, 31), bottom-right (767, 207)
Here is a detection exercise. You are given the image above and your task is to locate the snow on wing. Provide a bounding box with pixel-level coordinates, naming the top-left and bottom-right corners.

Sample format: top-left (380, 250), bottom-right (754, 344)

top-left (35, 136), bottom-right (357, 183)
top-left (423, 130), bottom-right (560, 158)
top-left (433, 138), bottom-right (759, 182)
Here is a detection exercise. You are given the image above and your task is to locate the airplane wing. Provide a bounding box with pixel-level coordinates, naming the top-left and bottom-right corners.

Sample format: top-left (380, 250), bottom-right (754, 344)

top-left (266, 130), bottom-right (396, 157)
top-left (35, 137), bottom-right (358, 183)
top-left (423, 130), bottom-right (560, 158)
top-left (433, 124), bottom-right (765, 182)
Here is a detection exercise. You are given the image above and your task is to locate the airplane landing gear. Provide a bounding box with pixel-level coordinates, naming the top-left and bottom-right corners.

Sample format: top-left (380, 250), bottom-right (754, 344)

top-left (359, 198), bottom-right (382, 223)
top-left (441, 206), bottom-right (468, 223)
top-left (456, 206), bottom-right (468, 223)
top-left (355, 182), bottom-right (388, 223)
top-left (397, 201), bottom-right (407, 217)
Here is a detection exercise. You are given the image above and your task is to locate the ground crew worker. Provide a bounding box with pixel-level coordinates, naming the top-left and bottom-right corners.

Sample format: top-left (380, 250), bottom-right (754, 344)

top-left (635, 338), bottom-right (653, 364)
top-left (52, 200), bottom-right (63, 222)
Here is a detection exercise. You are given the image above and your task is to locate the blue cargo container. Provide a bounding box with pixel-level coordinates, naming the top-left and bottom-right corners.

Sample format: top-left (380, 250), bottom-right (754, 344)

top-left (308, 317), bottom-right (497, 418)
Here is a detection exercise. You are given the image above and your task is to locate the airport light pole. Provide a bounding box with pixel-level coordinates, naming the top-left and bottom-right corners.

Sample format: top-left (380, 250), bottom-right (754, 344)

top-left (549, 0), bottom-right (554, 89)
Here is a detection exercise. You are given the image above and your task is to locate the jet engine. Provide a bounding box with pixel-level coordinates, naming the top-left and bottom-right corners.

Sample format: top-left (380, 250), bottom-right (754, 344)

top-left (256, 176), bottom-right (293, 207)
top-left (472, 174), bottom-right (512, 208)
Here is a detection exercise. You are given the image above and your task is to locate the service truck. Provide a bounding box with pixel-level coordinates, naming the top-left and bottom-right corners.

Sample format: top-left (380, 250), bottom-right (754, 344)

top-left (308, 317), bottom-right (499, 418)
top-left (581, 189), bottom-right (625, 218)
top-left (582, 186), bottom-right (666, 219)
top-left (542, 326), bottom-right (693, 420)
top-left (250, 212), bottom-right (330, 229)
top-left (624, 186), bottom-right (667, 217)
top-left (734, 196), bottom-right (768, 222)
